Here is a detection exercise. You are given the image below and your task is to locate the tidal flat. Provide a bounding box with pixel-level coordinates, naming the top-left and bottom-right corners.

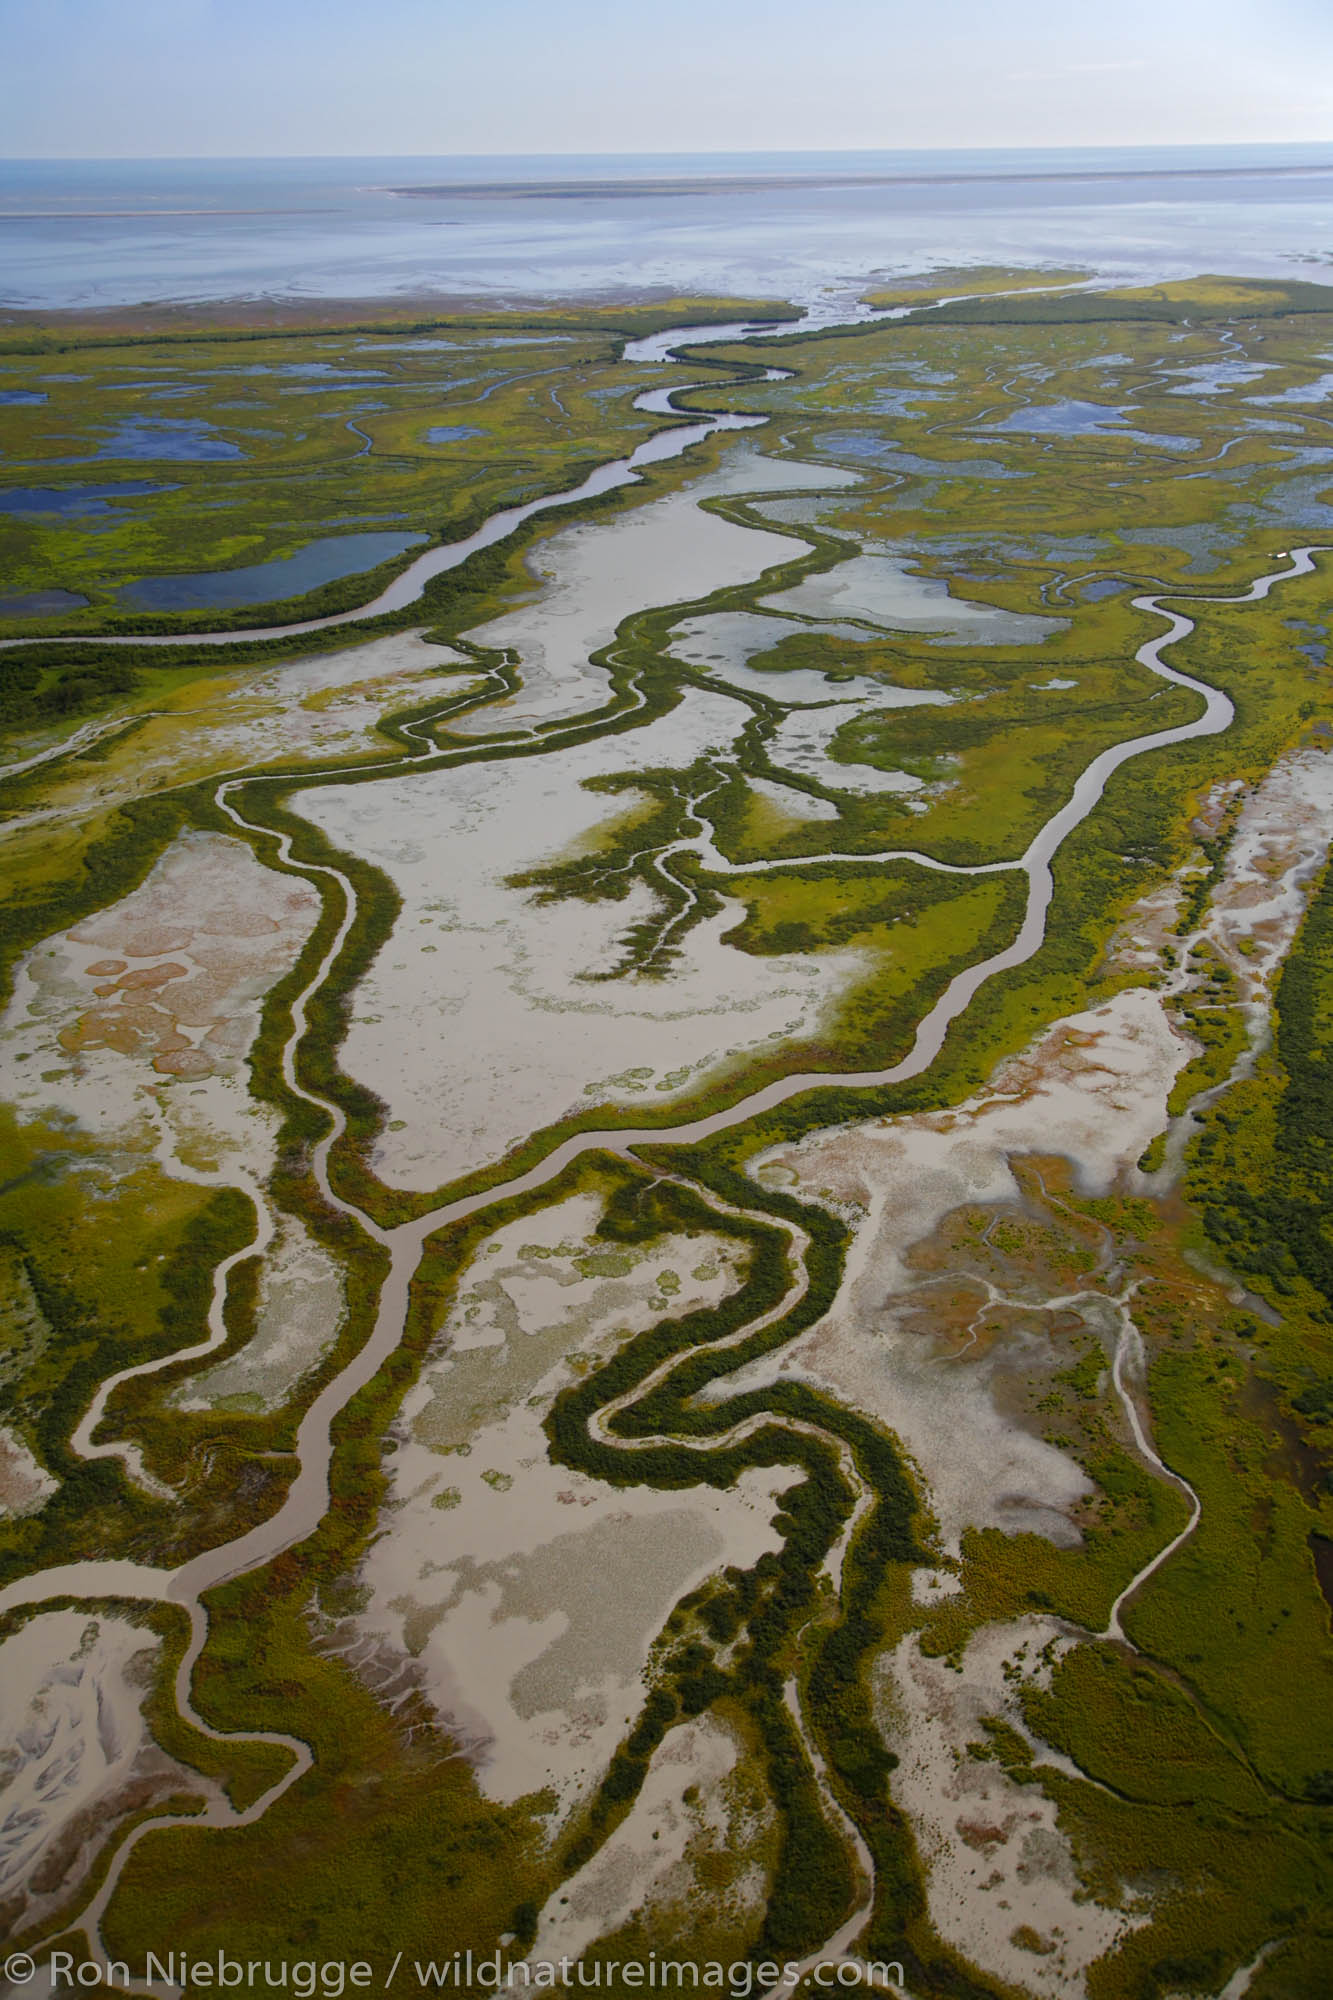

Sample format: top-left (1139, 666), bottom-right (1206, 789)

top-left (2, 276), bottom-right (1333, 1999)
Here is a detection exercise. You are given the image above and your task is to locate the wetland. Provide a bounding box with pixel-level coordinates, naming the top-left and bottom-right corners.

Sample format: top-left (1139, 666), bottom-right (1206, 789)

top-left (1, 267), bottom-right (1332, 2000)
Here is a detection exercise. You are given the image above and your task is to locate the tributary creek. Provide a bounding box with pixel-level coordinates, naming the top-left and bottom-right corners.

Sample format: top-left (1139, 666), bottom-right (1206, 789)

top-left (0, 299), bottom-right (1324, 1981)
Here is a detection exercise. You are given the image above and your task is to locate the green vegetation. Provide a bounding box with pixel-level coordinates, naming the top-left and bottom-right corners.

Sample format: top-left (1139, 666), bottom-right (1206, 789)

top-left (97, 1570), bottom-right (556, 1978)
top-left (0, 303), bottom-right (787, 640)
top-left (0, 1122), bottom-right (276, 1583)
top-left (912, 272), bottom-right (1333, 328)
top-left (8, 279), bottom-right (1333, 1993)
top-left (1192, 855), bottom-right (1333, 1321)
top-left (861, 265), bottom-right (1087, 309)
top-left (1162, 944), bottom-right (1250, 1116)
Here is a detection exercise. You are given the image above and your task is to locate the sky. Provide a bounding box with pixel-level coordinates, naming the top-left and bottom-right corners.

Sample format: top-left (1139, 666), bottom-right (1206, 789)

top-left (1, 0), bottom-right (1331, 158)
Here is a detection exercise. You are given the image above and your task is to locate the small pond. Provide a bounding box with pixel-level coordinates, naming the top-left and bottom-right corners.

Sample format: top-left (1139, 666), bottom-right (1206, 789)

top-left (0, 588), bottom-right (89, 617)
top-left (221, 362), bottom-right (388, 381)
top-left (987, 400), bottom-right (1200, 451)
top-left (0, 480), bottom-right (171, 516)
top-left (1165, 361), bottom-right (1274, 395)
top-left (79, 419), bottom-right (245, 462)
top-left (819, 432), bottom-right (1024, 477)
top-left (116, 529), bottom-right (428, 612)
top-left (1247, 369), bottom-right (1333, 408)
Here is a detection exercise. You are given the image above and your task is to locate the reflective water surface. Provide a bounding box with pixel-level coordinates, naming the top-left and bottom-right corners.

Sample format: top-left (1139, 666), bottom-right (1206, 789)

top-left (2, 145), bottom-right (1331, 309)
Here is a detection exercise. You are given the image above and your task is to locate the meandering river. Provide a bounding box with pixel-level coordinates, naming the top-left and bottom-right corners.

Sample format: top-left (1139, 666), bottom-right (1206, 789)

top-left (1, 300), bottom-right (1324, 1969)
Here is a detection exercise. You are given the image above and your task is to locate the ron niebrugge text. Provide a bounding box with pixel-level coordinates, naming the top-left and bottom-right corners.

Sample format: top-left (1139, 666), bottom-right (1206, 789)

top-left (7, 1950), bottom-right (906, 1993)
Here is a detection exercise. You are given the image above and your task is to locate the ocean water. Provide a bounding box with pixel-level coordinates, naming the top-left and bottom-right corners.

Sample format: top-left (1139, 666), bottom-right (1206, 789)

top-left (0, 146), bottom-right (1331, 310)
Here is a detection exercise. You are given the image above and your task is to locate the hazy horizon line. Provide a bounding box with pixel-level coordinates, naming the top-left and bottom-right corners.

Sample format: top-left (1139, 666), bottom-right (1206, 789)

top-left (4, 138), bottom-right (1332, 166)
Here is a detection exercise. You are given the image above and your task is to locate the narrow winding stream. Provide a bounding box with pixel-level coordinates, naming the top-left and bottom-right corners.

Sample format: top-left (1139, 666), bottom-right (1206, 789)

top-left (0, 301), bottom-right (1324, 1972)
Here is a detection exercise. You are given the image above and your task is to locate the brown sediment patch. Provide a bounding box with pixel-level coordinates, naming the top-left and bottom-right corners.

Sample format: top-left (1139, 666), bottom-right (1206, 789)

top-left (718, 748), bottom-right (1333, 1983)
top-left (525, 1712), bottom-right (772, 1965)
top-left (738, 990), bottom-right (1187, 1552)
top-left (6, 829), bottom-right (321, 1109)
top-left (1110, 747), bottom-right (1333, 1191)
top-left (115, 962), bottom-right (190, 991)
top-left (4, 633), bottom-right (478, 887)
top-left (335, 1192), bottom-right (794, 1817)
top-left (153, 1048), bottom-right (216, 1078)
top-left (1, 834), bottom-right (321, 1273)
top-left (342, 1471), bottom-right (792, 1817)
top-left (904, 1177), bottom-right (1109, 1303)
top-left (62, 1007), bottom-right (174, 1055)
top-left (299, 682), bottom-right (865, 1191)
top-left (956, 1815), bottom-right (1018, 1854)
top-left (1190, 778), bottom-right (1246, 843)
top-left (1241, 1370), bottom-right (1332, 1507)
top-left (79, 920), bottom-right (197, 958)
top-left (877, 1621), bottom-right (1148, 1993)
top-left (60, 1002), bottom-right (193, 1065)
top-left (0, 1610), bottom-right (212, 1933)
top-left (0, 1424), bottom-right (57, 1517)
top-left (1191, 750), bottom-right (1333, 996)
top-left (175, 1217), bottom-right (345, 1414)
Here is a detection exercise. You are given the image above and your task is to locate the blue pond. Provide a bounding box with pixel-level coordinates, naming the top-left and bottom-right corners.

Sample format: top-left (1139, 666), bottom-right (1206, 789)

top-left (80, 419), bottom-right (245, 463)
top-left (1247, 371), bottom-right (1333, 407)
top-left (988, 401), bottom-right (1199, 452)
top-left (116, 384), bottom-right (202, 401)
top-left (281, 380), bottom-right (392, 397)
top-left (864, 387), bottom-right (943, 417)
top-left (222, 362), bottom-right (388, 380)
top-left (992, 399), bottom-right (1130, 435)
top-left (117, 529), bottom-right (428, 612)
top-left (0, 480), bottom-right (171, 516)
top-left (0, 588), bottom-right (90, 617)
top-left (425, 424), bottom-right (482, 444)
top-left (820, 431), bottom-right (1024, 477)
top-left (0, 389), bottom-right (48, 406)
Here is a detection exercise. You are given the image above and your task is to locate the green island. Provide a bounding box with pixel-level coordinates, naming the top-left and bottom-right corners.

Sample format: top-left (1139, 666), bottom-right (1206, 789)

top-left (1, 272), bottom-right (1331, 2000)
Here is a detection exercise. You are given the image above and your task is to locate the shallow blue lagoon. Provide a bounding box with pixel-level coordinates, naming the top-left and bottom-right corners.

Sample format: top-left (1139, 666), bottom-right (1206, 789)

top-left (279, 379), bottom-right (391, 397)
top-left (1164, 361), bottom-right (1276, 395)
top-left (0, 480), bottom-right (171, 514)
top-left (990, 399), bottom-right (1131, 435)
top-left (73, 419), bottom-right (245, 462)
top-left (819, 432), bottom-right (1024, 476)
top-left (221, 362), bottom-right (388, 380)
top-left (0, 588), bottom-right (89, 616)
top-left (116, 529), bottom-right (427, 611)
top-left (111, 382), bottom-right (205, 401)
top-left (987, 401), bottom-right (1200, 451)
top-left (1247, 371), bottom-right (1333, 407)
